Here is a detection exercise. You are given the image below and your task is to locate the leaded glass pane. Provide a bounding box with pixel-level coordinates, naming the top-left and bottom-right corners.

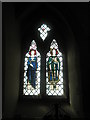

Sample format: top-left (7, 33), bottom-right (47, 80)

top-left (23, 40), bottom-right (41, 95)
top-left (38, 24), bottom-right (50, 41)
top-left (46, 39), bottom-right (64, 96)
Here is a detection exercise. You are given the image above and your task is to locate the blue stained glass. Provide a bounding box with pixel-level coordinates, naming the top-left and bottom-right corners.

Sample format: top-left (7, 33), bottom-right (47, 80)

top-left (23, 40), bottom-right (41, 95)
top-left (27, 57), bottom-right (37, 88)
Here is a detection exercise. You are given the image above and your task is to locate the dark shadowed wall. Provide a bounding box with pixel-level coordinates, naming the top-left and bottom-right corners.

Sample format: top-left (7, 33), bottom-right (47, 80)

top-left (3, 3), bottom-right (21, 118)
top-left (2, 3), bottom-right (88, 120)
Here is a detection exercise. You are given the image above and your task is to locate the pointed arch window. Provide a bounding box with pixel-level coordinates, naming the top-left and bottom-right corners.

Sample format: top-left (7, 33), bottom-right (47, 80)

top-left (22, 23), bottom-right (66, 98)
top-left (46, 39), bottom-right (64, 96)
top-left (23, 40), bottom-right (41, 95)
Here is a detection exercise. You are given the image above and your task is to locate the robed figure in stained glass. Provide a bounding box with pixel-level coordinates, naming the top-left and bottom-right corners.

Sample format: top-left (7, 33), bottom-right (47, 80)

top-left (26, 40), bottom-right (38, 89)
top-left (27, 48), bottom-right (38, 88)
top-left (23, 40), bottom-right (41, 95)
top-left (47, 48), bottom-right (60, 89)
top-left (46, 39), bottom-right (63, 95)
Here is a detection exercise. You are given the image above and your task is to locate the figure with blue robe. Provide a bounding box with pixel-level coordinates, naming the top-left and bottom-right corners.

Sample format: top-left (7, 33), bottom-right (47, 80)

top-left (27, 49), bottom-right (38, 88)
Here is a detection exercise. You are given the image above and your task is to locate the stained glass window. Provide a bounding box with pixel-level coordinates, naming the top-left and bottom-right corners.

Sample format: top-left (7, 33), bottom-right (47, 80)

top-left (38, 24), bottom-right (50, 41)
top-left (23, 40), bottom-right (41, 95)
top-left (46, 39), bottom-right (64, 96)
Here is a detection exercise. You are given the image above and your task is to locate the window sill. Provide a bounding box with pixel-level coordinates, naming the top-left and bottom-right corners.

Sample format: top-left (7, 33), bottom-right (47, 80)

top-left (19, 94), bottom-right (69, 105)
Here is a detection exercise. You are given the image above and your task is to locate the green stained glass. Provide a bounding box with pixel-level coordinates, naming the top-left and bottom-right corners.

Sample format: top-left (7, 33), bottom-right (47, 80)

top-left (46, 39), bottom-right (64, 96)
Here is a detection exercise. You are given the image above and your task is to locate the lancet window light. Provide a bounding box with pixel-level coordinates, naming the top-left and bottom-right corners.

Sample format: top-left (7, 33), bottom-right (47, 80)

top-left (23, 40), bottom-right (41, 95)
top-left (46, 39), bottom-right (64, 96)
